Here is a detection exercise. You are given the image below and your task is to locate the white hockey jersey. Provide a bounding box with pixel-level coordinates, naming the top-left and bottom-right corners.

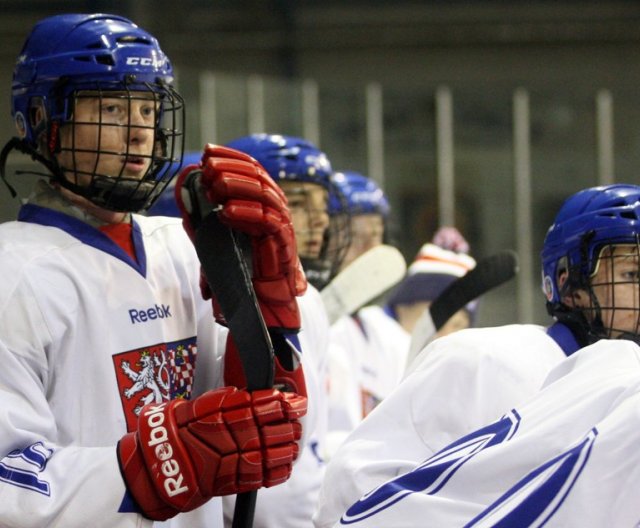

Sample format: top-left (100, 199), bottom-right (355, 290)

top-left (334, 339), bottom-right (640, 527)
top-left (314, 324), bottom-right (569, 528)
top-left (356, 305), bottom-right (410, 413)
top-left (0, 202), bottom-right (312, 528)
top-left (0, 204), bottom-right (227, 527)
top-left (326, 306), bottom-right (409, 445)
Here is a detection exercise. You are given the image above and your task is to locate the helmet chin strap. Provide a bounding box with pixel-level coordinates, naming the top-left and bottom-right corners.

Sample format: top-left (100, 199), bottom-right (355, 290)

top-left (300, 256), bottom-right (332, 290)
top-left (0, 136), bottom-right (62, 198)
top-left (54, 172), bottom-right (158, 213)
top-left (547, 303), bottom-right (593, 348)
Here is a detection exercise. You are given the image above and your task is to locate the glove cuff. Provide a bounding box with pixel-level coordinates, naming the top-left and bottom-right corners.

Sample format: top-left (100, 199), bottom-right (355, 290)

top-left (257, 300), bottom-right (301, 332)
top-left (274, 355), bottom-right (307, 398)
top-left (117, 434), bottom-right (179, 521)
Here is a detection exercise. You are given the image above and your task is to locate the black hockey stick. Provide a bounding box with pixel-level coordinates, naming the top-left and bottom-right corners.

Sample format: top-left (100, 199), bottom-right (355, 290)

top-left (406, 250), bottom-right (519, 370)
top-left (186, 172), bottom-right (274, 528)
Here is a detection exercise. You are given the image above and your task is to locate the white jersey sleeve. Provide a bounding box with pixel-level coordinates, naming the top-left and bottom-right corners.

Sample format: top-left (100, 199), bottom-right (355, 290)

top-left (332, 339), bottom-right (640, 527)
top-left (0, 209), bottom-right (227, 527)
top-left (313, 324), bottom-right (566, 528)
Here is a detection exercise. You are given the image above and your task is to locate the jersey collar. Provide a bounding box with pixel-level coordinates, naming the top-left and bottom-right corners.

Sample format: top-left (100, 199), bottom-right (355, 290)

top-left (546, 321), bottom-right (581, 357)
top-left (18, 203), bottom-right (147, 277)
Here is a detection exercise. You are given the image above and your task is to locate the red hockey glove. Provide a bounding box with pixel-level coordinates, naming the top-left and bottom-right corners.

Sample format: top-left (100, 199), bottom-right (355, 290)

top-left (117, 386), bottom-right (307, 521)
top-left (175, 145), bottom-right (307, 332)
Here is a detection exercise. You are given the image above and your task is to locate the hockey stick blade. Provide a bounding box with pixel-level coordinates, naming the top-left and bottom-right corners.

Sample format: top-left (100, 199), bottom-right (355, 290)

top-left (194, 211), bottom-right (274, 528)
top-left (321, 244), bottom-right (407, 325)
top-left (406, 249), bottom-right (519, 370)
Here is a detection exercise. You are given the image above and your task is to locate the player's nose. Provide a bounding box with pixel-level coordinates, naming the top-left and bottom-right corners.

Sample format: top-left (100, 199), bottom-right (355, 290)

top-left (309, 208), bottom-right (329, 230)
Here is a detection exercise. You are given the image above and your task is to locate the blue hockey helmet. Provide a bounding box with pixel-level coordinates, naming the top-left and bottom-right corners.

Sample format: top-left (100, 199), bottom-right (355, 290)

top-left (541, 184), bottom-right (640, 343)
top-left (225, 134), bottom-right (333, 186)
top-left (226, 133), bottom-right (350, 289)
top-left (330, 171), bottom-right (390, 217)
top-left (3, 13), bottom-right (185, 212)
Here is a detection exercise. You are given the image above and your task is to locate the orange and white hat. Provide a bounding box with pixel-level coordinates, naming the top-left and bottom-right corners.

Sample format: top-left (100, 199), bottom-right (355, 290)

top-left (386, 233), bottom-right (477, 319)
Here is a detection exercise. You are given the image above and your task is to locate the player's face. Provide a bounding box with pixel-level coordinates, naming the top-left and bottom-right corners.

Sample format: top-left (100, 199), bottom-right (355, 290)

top-left (279, 181), bottom-right (330, 259)
top-left (587, 244), bottom-right (640, 338)
top-left (341, 214), bottom-right (385, 270)
top-left (56, 91), bottom-right (158, 186)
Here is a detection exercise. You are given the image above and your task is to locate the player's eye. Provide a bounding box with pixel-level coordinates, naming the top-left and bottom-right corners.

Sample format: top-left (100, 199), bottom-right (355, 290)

top-left (103, 102), bottom-right (120, 113)
top-left (141, 105), bottom-right (155, 118)
top-left (286, 195), bottom-right (306, 208)
top-left (620, 269), bottom-right (640, 282)
top-left (102, 102), bottom-right (125, 119)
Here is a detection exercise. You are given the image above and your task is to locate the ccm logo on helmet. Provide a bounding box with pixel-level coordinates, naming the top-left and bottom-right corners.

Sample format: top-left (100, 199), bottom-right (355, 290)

top-left (126, 56), bottom-right (165, 67)
top-left (144, 403), bottom-right (189, 498)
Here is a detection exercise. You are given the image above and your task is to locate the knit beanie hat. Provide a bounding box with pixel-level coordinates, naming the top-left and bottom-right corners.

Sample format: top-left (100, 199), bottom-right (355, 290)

top-left (386, 227), bottom-right (478, 322)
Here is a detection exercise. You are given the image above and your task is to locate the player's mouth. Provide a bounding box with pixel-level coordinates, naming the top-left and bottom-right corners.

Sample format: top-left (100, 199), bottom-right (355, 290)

top-left (123, 155), bottom-right (148, 175)
top-left (305, 238), bottom-right (323, 256)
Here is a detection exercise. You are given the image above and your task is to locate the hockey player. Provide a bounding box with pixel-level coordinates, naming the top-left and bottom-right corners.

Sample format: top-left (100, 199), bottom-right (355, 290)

top-left (0, 14), bottom-right (307, 528)
top-left (227, 134), bottom-right (350, 292)
top-left (331, 171), bottom-right (389, 272)
top-left (325, 171), bottom-right (406, 450)
top-left (220, 134), bottom-right (347, 528)
top-left (335, 338), bottom-right (640, 527)
top-left (313, 184), bottom-right (640, 528)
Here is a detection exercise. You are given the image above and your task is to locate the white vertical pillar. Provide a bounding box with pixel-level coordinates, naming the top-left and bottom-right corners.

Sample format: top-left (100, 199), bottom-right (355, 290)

top-left (596, 89), bottom-right (615, 185)
top-left (513, 88), bottom-right (534, 323)
top-left (199, 71), bottom-right (217, 146)
top-left (302, 79), bottom-right (321, 147)
top-left (247, 75), bottom-right (266, 134)
top-left (436, 86), bottom-right (455, 227)
top-left (366, 82), bottom-right (385, 188)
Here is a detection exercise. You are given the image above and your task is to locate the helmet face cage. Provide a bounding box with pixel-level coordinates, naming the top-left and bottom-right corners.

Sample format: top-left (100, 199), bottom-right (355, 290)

top-left (330, 171), bottom-right (388, 270)
top-left (54, 80), bottom-right (184, 212)
top-left (542, 184), bottom-right (640, 345)
top-left (558, 237), bottom-right (640, 344)
top-left (302, 181), bottom-right (351, 290)
top-left (9, 14), bottom-right (185, 213)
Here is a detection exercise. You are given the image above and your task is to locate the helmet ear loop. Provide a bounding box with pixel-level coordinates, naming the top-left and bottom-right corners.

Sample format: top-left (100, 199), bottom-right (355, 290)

top-left (586, 243), bottom-right (626, 340)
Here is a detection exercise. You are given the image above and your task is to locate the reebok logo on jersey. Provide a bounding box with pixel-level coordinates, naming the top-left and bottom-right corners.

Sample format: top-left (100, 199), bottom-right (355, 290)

top-left (144, 403), bottom-right (189, 498)
top-left (129, 304), bottom-right (172, 324)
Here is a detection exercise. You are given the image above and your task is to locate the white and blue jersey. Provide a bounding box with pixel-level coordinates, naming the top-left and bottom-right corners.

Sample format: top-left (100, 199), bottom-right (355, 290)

top-left (0, 193), bottom-right (316, 528)
top-left (314, 323), bottom-right (573, 528)
top-left (0, 201), bottom-right (229, 527)
top-left (333, 339), bottom-right (640, 527)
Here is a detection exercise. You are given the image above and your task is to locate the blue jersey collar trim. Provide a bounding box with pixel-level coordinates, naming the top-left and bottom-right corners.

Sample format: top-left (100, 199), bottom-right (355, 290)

top-left (546, 321), bottom-right (581, 357)
top-left (18, 203), bottom-right (147, 277)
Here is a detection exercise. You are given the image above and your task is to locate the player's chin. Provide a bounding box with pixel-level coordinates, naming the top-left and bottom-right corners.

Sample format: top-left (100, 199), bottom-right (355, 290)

top-left (303, 241), bottom-right (323, 257)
